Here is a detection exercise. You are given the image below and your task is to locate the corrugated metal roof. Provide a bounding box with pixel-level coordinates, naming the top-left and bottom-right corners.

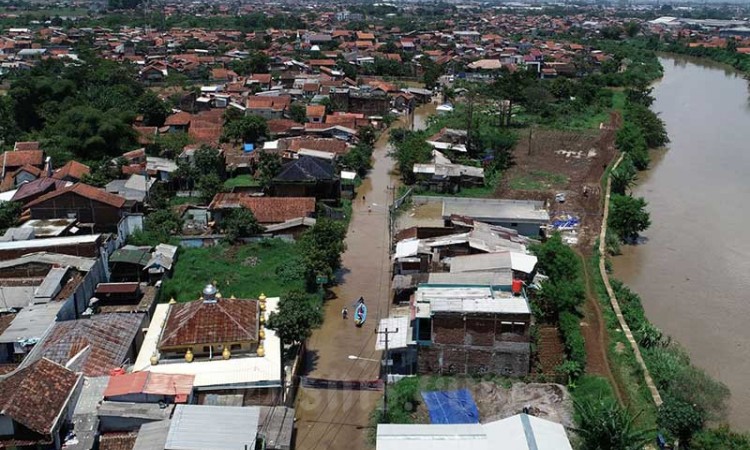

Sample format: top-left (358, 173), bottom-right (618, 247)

top-left (430, 297), bottom-right (530, 315)
top-left (427, 272), bottom-right (512, 287)
top-left (166, 405), bottom-right (259, 450)
top-left (0, 252), bottom-right (96, 272)
top-left (34, 267), bottom-right (68, 301)
top-left (98, 401), bottom-right (173, 421)
top-left (375, 317), bottom-right (410, 351)
top-left (0, 302), bottom-right (62, 343)
top-left (133, 420), bottom-right (170, 450)
top-left (0, 234), bottom-right (100, 251)
top-left (376, 414), bottom-right (573, 450)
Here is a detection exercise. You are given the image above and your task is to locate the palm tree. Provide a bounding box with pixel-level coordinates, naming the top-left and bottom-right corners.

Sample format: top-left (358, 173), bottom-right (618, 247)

top-left (574, 397), bottom-right (653, 450)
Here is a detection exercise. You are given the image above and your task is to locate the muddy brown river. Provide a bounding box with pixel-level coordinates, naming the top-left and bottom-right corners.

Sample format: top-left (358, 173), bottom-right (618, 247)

top-left (612, 55), bottom-right (750, 430)
top-left (294, 103), bottom-right (436, 450)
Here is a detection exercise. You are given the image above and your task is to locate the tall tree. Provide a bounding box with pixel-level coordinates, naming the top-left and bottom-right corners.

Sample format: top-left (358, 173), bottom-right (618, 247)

top-left (222, 208), bottom-right (264, 242)
top-left (221, 115), bottom-right (269, 144)
top-left (256, 151), bottom-right (283, 189)
top-left (608, 194), bottom-right (651, 242)
top-left (298, 218), bottom-right (347, 283)
top-left (137, 91), bottom-right (171, 127)
top-left (266, 290), bottom-right (323, 345)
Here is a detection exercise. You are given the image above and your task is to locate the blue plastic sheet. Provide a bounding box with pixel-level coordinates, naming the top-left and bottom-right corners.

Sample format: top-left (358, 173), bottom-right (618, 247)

top-left (421, 389), bottom-right (480, 424)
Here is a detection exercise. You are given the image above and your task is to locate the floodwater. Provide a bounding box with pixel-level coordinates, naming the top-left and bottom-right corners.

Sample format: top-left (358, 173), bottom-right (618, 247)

top-left (294, 103), bottom-right (435, 450)
top-left (612, 55), bottom-right (750, 429)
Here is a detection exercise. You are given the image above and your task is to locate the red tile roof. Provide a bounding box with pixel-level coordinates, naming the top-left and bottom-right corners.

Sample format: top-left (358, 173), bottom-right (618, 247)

top-left (52, 160), bottom-right (90, 181)
top-left (306, 104), bottom-right (326, 118)
top-left (1, 150), bottom-right (44, 168)
top-left (99, 432), bottom-right (138, 450)
top-left (26, 182), bottom-right (127, 209)
top-left (0, 358), bottom-right (80, 436)
top-left (95, 282), bottom-right (140, 295)
top-left (164, 111), bottom-right (192, 127)
top-left (241, 196), bottom-right (315, 223)
top-left (285, 137), bottom-right (348, 155)
top-left (246, 96), bottom-right (291, 111)
top-left (307, 59), bottom-right (336, 67)
top-left (267, 119), bottom-right (303, 135)
top-left (159, 298), bottom-right (259, 348)
top-left (104, 372), bottom-right (194, 403)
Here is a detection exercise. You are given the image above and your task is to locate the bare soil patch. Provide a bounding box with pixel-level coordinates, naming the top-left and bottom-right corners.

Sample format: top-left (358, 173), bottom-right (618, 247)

top-left (414, 380), bottom-right (574, 428)
top-left (496, 112), bottom-right (621, 247)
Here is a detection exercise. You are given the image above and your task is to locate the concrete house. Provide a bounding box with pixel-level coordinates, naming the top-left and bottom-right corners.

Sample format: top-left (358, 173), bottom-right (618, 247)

top-left (414, 285), bottom-right (532, 377)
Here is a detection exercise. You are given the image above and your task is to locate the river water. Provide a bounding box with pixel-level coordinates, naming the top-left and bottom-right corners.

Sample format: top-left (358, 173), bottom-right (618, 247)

top-left (294, 103), bottom-right (435, 450)
top-left (612, 55), bottom-right (750, 430)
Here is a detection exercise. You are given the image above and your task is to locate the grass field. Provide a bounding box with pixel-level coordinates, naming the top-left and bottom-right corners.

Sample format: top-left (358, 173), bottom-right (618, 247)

top-left (161, 239), bottom-right (306, 301)
top-left (508, 170), bottom-right (568, 191)
top-left (169, 196), bottom-right (202, 206)
top-left (224, 174), bottom-right (261, 189)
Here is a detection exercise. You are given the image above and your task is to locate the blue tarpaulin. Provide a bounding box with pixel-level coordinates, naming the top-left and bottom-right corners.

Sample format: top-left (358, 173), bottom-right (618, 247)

top-left (421, 389), bottom-right (480, 424)
top-left (243, 143), bottom-right (255, 153)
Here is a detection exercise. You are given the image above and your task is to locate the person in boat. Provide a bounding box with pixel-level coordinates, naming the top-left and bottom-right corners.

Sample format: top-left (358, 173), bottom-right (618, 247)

top-left (342, 307), bottom-right (348, 319)
top-left (358, 297), bottom-right (364, 304)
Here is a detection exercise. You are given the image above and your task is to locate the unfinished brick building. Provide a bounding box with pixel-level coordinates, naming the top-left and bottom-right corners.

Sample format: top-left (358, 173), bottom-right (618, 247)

top-left (414, 286), bottom-right (531, 377)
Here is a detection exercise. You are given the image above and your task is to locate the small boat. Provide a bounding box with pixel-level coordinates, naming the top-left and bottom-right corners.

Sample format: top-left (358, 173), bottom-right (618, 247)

top-left (354, 300), bottom-right (367, 327)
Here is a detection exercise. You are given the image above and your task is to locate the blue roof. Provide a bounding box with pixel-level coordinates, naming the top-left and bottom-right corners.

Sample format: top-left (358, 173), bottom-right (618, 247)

top-left (243, 143), bottom-right (255, 152)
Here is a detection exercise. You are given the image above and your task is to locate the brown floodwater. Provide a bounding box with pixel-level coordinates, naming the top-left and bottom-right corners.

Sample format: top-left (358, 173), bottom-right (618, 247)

top-left (612, 55), bottom-right (750, 430)
top-left (294, 103), bottom-right (436, 450)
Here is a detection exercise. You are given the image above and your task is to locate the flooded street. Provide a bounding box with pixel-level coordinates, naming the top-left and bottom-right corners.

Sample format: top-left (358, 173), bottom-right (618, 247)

top-left (294, 103), bottom-right (435, 449)
top-left (612, 56), bottom-right (750, 429)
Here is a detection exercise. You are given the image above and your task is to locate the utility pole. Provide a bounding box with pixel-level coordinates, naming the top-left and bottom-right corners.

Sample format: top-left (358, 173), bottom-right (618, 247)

top-left (376, 327), bottom-right (399, 423)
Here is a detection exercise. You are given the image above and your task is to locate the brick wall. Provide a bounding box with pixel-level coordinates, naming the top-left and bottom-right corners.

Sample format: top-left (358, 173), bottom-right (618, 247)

top-left (418, 311), bottom-right (531, 377)
top-left (417, 342), bottom-right (530, 378)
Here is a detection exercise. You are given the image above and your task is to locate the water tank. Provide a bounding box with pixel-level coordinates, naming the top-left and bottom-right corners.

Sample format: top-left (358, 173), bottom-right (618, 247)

top-left (511, 279), bottom-right (523, 295)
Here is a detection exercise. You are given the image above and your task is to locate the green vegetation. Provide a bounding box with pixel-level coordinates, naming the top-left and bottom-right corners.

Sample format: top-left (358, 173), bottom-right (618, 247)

top-left (0, 202), bottom-right (21, 233)
top-left (267, 290), bottom-right (323, 345)
top-left (608, 194), bottom-right (651, 242)
top-left (221, 114), bottom-right (269, 145)
top-left (220, 209), bottom-right (264, 243)
top-left (223, 174), bottom-right (261, 189)
top-left (162, 239), bottom-right (306, 300)
top-left (530, 233), bottom-right (586, 381)
top-left (575, 395), bottom-right (653, 450)
top-left (6, 57), bottom-right (158, 162)
top-left (298, 218), bottom-right (347, 286)
top-left (508, 170), bottom-right (568, 191)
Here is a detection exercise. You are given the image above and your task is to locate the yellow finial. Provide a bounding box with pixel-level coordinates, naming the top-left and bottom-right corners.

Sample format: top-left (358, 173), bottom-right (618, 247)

top-left (169, 297), bottom-right (176, 305)
top-left (230, 295), bottom-right (236, 299)
top-left (259, 293), bottom-right (267, 302)
top-left (185, 348), bottom-right (194, 363)
top-left (222, 346), bottom-right (231, 360)
top-left (257, 344), bottom-right (265, 357)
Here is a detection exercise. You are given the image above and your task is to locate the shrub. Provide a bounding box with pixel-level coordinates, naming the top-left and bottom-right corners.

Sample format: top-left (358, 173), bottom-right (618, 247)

top-left (658, 396), bottom-right (706, 444)
top-left (559, 311), bottom-right (586, 370)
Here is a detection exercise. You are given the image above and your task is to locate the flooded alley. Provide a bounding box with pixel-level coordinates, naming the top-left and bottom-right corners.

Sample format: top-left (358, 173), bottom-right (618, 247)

top-left (613, 56), bottom-right (750, 430)
top-left (294, 103), bottom-right (435, 450)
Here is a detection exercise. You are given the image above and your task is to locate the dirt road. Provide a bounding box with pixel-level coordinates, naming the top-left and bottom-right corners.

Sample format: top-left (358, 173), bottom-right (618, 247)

top-left (294, 105), bottom-right (433, 450)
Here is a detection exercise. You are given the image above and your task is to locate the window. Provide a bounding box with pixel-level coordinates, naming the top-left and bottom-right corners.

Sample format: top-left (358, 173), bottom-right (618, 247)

top-left (510, 223), bottom-right (518, 227)
top-left (231, 344), bottom-right (241, 351)
top-left (500, 321), bottom-right (513, 334)
top-left (202, 346), bottom-right (211, 353)
top-left (512, 322), bottom-right (526, 335)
